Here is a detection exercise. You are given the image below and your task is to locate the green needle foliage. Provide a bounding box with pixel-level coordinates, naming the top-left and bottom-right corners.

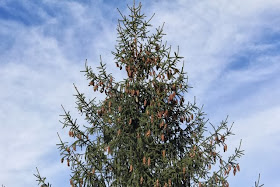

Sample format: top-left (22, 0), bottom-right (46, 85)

top-left (34, 2), bottom-right (258, 187)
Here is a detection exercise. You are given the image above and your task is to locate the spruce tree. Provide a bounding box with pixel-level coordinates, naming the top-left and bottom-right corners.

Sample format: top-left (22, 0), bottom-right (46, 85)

top-left (34, 2), bottom-right (248, 187)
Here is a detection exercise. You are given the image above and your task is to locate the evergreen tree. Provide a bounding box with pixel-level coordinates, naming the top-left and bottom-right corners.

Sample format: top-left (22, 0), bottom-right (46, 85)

top-left (35, 2), bottom-right (260, 187)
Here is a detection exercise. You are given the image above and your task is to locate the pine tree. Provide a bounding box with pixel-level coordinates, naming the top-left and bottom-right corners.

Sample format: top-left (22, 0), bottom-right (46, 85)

top-left (34, 2), bottom-right (251, 187)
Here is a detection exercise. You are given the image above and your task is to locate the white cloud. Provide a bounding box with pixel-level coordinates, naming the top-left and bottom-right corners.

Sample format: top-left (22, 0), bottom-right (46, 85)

top-left (0, 20), bottom-right (86, 186)
top-left (1, 0), bottom-right (280, 186)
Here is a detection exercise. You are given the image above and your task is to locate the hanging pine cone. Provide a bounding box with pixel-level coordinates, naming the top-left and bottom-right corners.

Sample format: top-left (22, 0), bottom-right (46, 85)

top-left (228, 164), bottom-right (232, 173)
top-left (147, 157), bottom-right (151, 166)
top-left (162, 150), bottom-right (166, 158)
top-left (146, 130), bottom-right (151, 137)
top-left (156, 179), bottom-right (159, 187)
top-left (143, 156), bottom-right (146, 165)
top-left (131, 89), bottom-right (135, 95)
top-left (224, 144), bottom-right (228, 152)
top-left (167, 72), bottom-right (170, 80)
top-left (88, 80), bottom-right (94, 86)
top-left (215, 135), bottom-right (219, 142)
top-left (161, 134), bottom-right (164, 141)
top-left (140, 176), bottom-right (144, 184)
top-left (237, 164), bottom-right (240, 171)
top-left (93, 85), bottom-right (98, 91)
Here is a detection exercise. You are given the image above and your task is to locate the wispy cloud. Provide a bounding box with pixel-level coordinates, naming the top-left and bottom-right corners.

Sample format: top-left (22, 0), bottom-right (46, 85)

top-left (0, 0), bottom-right (279, 186)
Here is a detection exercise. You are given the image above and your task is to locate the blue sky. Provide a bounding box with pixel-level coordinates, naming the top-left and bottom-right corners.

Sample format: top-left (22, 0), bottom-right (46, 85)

top-left (0, 0), bottom-right (280, 186)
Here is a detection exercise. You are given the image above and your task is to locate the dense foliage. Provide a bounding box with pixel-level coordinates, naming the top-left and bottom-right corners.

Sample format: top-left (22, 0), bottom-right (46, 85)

top-left (34, 2), bottom-right (249, 187)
